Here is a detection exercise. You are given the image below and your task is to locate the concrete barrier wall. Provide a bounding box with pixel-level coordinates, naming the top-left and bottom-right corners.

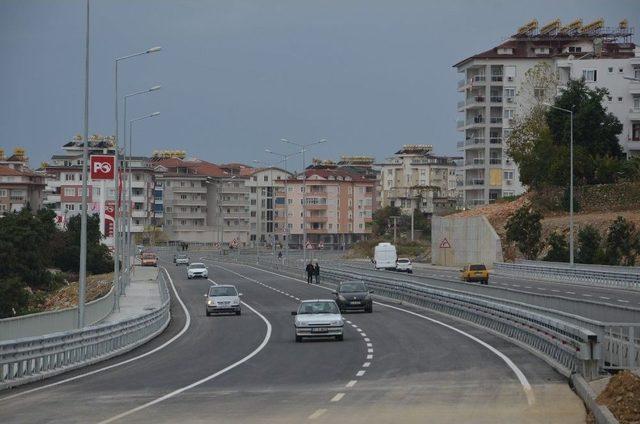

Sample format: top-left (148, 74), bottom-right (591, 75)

top-left (431, 215), bottom-right (503, 267)
top-left (0, 288), bottom-right (115, 342)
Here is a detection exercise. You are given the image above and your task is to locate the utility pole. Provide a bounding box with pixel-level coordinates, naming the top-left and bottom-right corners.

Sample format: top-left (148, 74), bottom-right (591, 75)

top-left (390, 215), bottom-right (400, 245)
top-left (410, 210), bottom-right (414, 241)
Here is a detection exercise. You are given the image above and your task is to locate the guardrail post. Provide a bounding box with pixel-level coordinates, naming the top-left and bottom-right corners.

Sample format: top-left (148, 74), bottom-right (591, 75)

top-left (628, 326), bottom-right (636, 369)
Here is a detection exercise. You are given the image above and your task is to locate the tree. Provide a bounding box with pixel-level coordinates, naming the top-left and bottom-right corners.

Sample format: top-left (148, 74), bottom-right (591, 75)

top-left (53, 214), bottom-right (113, 274)
top-left (603, 216), bottom-right (640, 266)
top-left (543, 232), bottom-right (569, 262)
top-left (507, 78), bottom-right (624, 189)
top-left (576, 225), bottom-right (605, 265)
top-left (505, 205), bottom-right (543, 260)
top-left (0, 277), bottom-right (30, 318)
top-left (370, 206), bottom-right (401, 237)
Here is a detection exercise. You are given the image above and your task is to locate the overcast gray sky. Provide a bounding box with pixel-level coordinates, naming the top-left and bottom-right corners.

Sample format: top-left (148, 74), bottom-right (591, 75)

top-left (1, 0), bottom-right (638, 169)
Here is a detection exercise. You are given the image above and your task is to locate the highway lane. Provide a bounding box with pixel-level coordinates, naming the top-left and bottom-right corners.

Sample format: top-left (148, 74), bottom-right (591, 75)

top-left (326, 260), bottom-right (640, 323)
top-left (0, 258), bottom-right (585, 423)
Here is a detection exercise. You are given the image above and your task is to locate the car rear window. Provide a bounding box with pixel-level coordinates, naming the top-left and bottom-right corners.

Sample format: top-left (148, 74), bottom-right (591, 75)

top-left (209, 287), bottom-right (237, 296)
top-left (469, 264), bottom-right (486, 271)
top-left (397, 259), bottom-right (409, 263)
top-left (339, 282), bottom-right (366, 293)
top-left (298, 301), bottom-right (339, 314)
top-left (142, 253), bottom-right (155, 259)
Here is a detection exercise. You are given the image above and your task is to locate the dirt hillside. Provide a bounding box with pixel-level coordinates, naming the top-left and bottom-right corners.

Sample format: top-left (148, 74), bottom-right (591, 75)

top-left (39, 273), bottom-right (114, 311)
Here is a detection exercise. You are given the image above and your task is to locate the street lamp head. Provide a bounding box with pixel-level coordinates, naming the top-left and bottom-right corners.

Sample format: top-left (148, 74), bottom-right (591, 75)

top-left (265, 149), bottom-right (272, 153)
top-left (146, 46), bottom-right (162, 53)
top-left (149, 85), bottom-right (162, 92)
top-left (319, 138), bottom-right (327, 143)
top-left (151, 112), bottom-right (160, 117)
top-left (280, 138), bottom-right (288, 143)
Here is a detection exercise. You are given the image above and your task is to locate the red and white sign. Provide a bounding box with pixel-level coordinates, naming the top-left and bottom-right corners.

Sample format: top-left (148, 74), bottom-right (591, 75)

top-left (318, 241), bottom-right (324, 250)
top-left (90, 155), bottom-right (115, 180)
top-left (439, 238), bottom-right (451, 249)
top-left (104, 201), bottom-right (115, 237)
top-left (305, 241), bottom-right (313, 250)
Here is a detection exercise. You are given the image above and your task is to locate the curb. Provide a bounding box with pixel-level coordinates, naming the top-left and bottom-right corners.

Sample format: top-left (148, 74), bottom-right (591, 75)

top-left (570, 373), bottom-right (619, 424)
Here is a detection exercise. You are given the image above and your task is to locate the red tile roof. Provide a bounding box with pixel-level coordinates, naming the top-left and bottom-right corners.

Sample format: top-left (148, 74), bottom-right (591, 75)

top-left (153, 158), bottom-right (228, 177)
top-left (0, 165), bottom-right (24, 176)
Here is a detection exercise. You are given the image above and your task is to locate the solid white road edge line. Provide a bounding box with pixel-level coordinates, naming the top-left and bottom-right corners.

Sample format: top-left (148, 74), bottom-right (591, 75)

top-left (0, 267), bottom-right (191, 403)
top-left (231, 262), bottom-right (536, 407)
top-left (97, 296), bottom-right (272, 424)
top-left (374, 301), bottom-right (535, 406)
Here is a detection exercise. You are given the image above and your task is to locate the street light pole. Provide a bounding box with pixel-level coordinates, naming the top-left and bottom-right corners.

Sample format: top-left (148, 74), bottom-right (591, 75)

top-left (266, 149), bottom-right (298, 265)
top-left (127, 112), bottom-right (160, 278)
top-left (122, 86), bottom-right (161, 285)
top-left (280, 138), bottom-right (327, 265)
top-left (113, 46), bottom-right (160, 308)
top-left (543, 102), bottom-right (574, 265)
top-left (78, 0), bottom-right (90, 328)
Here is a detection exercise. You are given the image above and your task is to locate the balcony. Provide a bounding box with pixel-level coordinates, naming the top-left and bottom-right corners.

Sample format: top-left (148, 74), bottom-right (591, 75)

top-left (173, 186), bottom-right (207, 194)
top-left (490, 137), bottom-right (503, 144)
top-left (489, 158), bottom-right (502, 165)
top-left (630, 107), bottom-right (640, 121)
top-left (456, 120), bottom-right (465, 129)
top-left (131, 180), bottom-right (146, 189)
top-left (220, 198), bottom-right (248, 207)
top-left (307, 227), bottom-right (328, 234)
top-left (223, 225), bottom-right (250, 232)
top-left (491, 75), bottom-right (503, 83)
top-left (307, 190), bottom-right (327, 197)
top-left (467, 199), bottom-right (487, 206)
top-left (457, 100), bottom-right (466, 110)
top-left (171, 211), bottom-right (207, 219)
top-left (456, 141), bottom-right (464, 149)
top-left (306, 204), bottom-right (328, 210)
top-left (223, 212), bottom-right (251, 219)
top-left (172, 198), bottom-right (207, 206)
top-left (466, 179), bottom-right (485, 186)
top-left (490, 96), bottom-right (503, 103)
top-left (489, 117), bottom-right (503, 124)
top-left (466, 158), bottom-right (485, 167)
top-left (307, 215), bottom-right (328, 223)
top-left (471, 75), bottom-right (486, 83)
top-left (45, 194), bottom-right (61, 203)
top-left (131, 195), bottom-right (147, 203)
top-left (465, 138), bottom-right (485, 147)
top-left (131, 210), bottom-right (148, 218)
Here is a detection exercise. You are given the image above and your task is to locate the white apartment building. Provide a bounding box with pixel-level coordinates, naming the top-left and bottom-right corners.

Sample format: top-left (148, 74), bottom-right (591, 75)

top-left (245, 167), bottom-right (292, 244)
top-left (43, 136), bottom-right (155, 247)
top-left (378, 145), bottom-right (459, 214)
top-left (454, 19), bottom-right (638, 207)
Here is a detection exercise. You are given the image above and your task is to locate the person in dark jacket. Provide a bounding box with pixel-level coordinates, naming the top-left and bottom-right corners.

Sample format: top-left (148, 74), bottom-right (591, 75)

top-left (314, 262), bottom-right (320, 284)
top-left (305, 262), bottom-right (315, 284)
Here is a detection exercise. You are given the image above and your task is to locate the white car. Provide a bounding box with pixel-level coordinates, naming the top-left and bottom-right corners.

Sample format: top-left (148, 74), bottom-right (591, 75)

top-left (187, 262), bottom-right (208, 279)
top-left (396, 258), bottom-right (413, 273)
top-left (292, 300), bottom-right (344, 342)
top-left (175, 254), bottom-right (190, 266)
top-left (204, 285), bottom-right (242, 316)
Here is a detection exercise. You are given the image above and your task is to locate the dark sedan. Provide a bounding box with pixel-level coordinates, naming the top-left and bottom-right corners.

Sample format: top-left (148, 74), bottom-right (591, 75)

top-left (333, 281), bottom-right (373, 313)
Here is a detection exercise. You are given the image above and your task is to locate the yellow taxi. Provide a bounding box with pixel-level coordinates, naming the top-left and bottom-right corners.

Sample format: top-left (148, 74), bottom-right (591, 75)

top-left (460, 264), bottom-right (489, 285)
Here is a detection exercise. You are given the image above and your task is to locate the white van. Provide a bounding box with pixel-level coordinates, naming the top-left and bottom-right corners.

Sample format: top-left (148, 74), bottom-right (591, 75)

top-left (373, 243), bottom-right (397, 270)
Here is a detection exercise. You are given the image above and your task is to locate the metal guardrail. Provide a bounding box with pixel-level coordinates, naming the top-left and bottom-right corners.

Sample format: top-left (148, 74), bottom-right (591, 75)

top-left (214, 255), bottom-right (605, 378)
top-left (0, 272), bottom-right (170, 390)
top-left (494, 262), bottom-right (640, 290)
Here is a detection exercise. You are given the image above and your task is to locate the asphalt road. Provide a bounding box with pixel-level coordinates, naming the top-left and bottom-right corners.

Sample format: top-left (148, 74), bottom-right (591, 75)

top-left (0, 255), bottom-right (585, 423)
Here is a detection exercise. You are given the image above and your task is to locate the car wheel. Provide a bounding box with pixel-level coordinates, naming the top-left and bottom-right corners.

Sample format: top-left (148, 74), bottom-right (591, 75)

top-left (408, 270), bottom-right (413, 274)
top-left (187, 276), bottom-right (192, 279)
top-left (365, 305), bottom-right (373, 313)
top-left (336, 335), bottom-right (343, 341)
top-left (236, 310), bottom-right (241, 316)
top-left (205, 310), bottom-right (210, 316)
top-left (295, 336), bottom-right (302, 343)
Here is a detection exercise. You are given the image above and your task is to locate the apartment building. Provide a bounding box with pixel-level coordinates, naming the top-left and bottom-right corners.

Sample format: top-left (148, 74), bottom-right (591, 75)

top-left (245, 167), bottom-right (292, 244)
top-left (454, 18), bottom-right (638, 207)
top-left (43, 135), bottom-right (155, 246)
top-left (153, 158), bottom-right (253, 245)
top-left (0, 148), bottom-right (45, 216)
top-left (377, 145), bottom-right (459, 214)
top-left (285, 166), bottom-right (375, 248)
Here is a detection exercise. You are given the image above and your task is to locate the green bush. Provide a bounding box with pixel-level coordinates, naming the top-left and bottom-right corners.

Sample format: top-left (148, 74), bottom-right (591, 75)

top-left (543, 232), bottom-right (569, 262)
top-left (505, 205), bottom-right (543, 259)
top-left (576, 225), bottom-right (605, 265)
top-left (604, 216), bottom-right (640, 266)
top-left (0, 277), bottom-right (31, 318)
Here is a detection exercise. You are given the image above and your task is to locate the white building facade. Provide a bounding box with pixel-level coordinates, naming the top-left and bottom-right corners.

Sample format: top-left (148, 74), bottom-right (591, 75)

top-left (454, 19), bottom-right (638, 207)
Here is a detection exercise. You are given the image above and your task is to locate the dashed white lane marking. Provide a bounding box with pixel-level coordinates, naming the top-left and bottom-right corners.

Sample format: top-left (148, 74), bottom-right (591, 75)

top-left (330, 393), bottom-right (345, 402)
top-left (366, 354), bottom-right (373, 360)
top-left (566, 291), bottom-right (575, 295)
top-left (346, 380), bottom-right (358, 388)
top-left (617, 299), bottom-right (630, 303)
top-left (356, 370), bottom-right (366, 377)
top-left (512, 284), bottom-right (520, 288)
top-left (351, 324), bottom-right (358, 328)
top-left (537, 288), bottom-right (547, 291)
top-left (346, 320), bottom-right (352, 324)
top-left (360, 333), bottom-right (367, 337)
top-left (583, 294), bottom-right (593, 297)
top-left (367, 348), bottom-right (374, 353)
top-left (364, 338), bottom-right (370, 342)
top-left (525, 286), bottom-right (532, 289)
top-left (366, 343), bottom-right (372, 347)
top-left (357, 328), bottom-right (363, 332)
top-left (0, 266), bottom-right (192, 403)
top-left (308, 409), bottom-right (327, 420)
top-left (551, 290), bottom-right (560, 293)
top-left (599, 296), bottom-right (610, 300)
top-left (363, 362), bottom-right (371, 368)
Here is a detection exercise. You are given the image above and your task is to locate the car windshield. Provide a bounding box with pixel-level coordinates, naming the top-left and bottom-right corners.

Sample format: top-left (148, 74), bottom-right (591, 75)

top-left (189, 263), bottom-right (205, 269)
top-left (142, 253), bottom-right (154, 259)
top-left (298, 301), bottom-right (339, 315)
top-left (177, 254), bottom-right (188, 259)
top-left (209, 287), bottom-right (237, 297)
top-left (397, 259), bottom-right (410, 263)
top-left (470, 264), bottom-right (487, 271)
top-left (339, 282), bottom-right (366, 293)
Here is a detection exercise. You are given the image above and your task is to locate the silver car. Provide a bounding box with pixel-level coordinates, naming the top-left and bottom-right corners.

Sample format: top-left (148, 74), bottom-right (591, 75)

top-left (187, 262), bottom-right (208, 279)
top-left (175, 254), bottom-right (190, 266)
top-left (204, 285), bottom-right (242, 316)
top-left (292, 299), bottom-right (344, 342)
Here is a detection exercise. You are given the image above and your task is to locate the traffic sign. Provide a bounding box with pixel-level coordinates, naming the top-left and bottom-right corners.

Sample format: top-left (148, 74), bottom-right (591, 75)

top-left (90, 155), bottom-right (115, 180)
top-left (439, 238), bottom-right (451, 249)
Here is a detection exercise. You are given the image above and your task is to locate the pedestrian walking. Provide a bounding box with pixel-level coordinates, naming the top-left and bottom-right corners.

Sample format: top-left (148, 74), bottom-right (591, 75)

top-left (314, 261), bottom-right (320, 284)
top-left (305, 262), bottom-right (315, 284)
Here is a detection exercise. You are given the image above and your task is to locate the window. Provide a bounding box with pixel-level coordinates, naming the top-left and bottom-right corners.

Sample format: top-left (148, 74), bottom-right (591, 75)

top-left (64, 187), bottom-right (75, 196)
top-left (503, 171), bottom-right (514, 180)
top-left (65, 203), bottom-right (75, 211)
top-left (568, 46), bottom-right (582, 53)
top-left (65, 173), bottom-right (75, 181)
top-left (619, 68), bottom-right (624, 73)
top-left (618, 97), bottom-right (623, 102)
top-left (0, 189), bottom-right (6, 197)
top-left (607, 96), bottom-right (613, 102)
top-left (608, 67), bottom-right (613, 73)
top-left (633, 123), bottom-right (640, 142)
top-left (263, 175), bottom-right (268, 182)
top-left (582, 69), bottom-right (597, 82)
top-left (633, 96), bottom-right (640, 110)
top-left (634, 68), bottom-right (640, 80)
top-left (504, 109), bottom-right (515, 119)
